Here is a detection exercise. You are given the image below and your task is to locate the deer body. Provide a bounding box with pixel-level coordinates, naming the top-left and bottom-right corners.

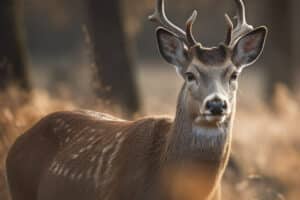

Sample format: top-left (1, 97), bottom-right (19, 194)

top-left (6, 100), bottom-right (233, 200)
top-left (6, 0), bottom-right (267, 200)
top-left (6, 111), bottom-right (171, 200)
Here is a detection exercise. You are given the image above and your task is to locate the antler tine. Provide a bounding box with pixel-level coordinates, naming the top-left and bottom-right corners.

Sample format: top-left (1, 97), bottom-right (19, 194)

top-left (234, 0), bottom-right (246, 28)
top-left (148, 0), bottom-right (186, 41)
top-left (224, 14), bottom-right (233, 46)
top-left (149, 0), bottom-right (196, 47)
top-left (225, 0), bottom-right (254, 46)
top-left (186, 10), bottom-right (199, 47)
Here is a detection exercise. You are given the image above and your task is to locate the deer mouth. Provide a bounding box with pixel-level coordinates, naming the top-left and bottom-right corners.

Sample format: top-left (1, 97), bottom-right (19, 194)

top-left (204, 114), bottom-right (226, 122)
top-left (195, 113), bottom-right (228, 125)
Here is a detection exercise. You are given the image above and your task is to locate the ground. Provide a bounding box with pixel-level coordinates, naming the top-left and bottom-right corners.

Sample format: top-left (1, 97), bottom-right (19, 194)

top-left (0, 62), bottom-right (299, 200)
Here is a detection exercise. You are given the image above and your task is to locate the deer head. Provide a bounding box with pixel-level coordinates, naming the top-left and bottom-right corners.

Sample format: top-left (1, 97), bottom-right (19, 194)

top-left (150, 0), bottom-right (267, 126)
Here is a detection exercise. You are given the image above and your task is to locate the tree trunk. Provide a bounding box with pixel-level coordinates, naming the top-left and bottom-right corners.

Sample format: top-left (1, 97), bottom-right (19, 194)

top-left (86, 0), bottom-right (140, 117)
top-left (265, 0), bottom-right (294, 96)
top-left (0, 0), bottom-right (30, 91)
top-left (291, 0), bottom-right (300, 90)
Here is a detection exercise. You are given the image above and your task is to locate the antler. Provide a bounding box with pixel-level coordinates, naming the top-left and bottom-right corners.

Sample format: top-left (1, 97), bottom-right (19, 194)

top-left (225, 0), bottom-right (254, 46)
top-left (149, 0), bottom-right (199, 47)
top-left (224, 14), bottom-right (233, 46)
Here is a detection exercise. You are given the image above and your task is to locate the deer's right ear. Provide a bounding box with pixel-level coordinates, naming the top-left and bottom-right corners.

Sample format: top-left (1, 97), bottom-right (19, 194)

top-left (156, 28), bottom-right (190, 74)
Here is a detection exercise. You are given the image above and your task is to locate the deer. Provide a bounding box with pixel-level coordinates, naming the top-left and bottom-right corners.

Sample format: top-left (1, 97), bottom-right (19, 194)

top-left (5, 0), bottom-right (267, 199)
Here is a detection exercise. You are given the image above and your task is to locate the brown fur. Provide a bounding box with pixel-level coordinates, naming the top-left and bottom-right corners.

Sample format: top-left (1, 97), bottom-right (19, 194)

top-left (6, 111), bottom-right (171, 200)
top-left (191, 45), bottom-right (229, 66)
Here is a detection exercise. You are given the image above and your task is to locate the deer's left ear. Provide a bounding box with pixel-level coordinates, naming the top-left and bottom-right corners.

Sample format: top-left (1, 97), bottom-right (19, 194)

top-left (232, 26), bottom-right (268, 68)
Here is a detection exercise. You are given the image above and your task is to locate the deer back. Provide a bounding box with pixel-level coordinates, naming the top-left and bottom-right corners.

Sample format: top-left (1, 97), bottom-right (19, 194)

top-left (6, 111), bottom-right (172, 200)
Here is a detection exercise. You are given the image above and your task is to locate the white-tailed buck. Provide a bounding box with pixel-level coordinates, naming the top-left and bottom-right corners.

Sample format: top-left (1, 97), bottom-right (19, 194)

top-left (6, 0), bottom-right (267, 199)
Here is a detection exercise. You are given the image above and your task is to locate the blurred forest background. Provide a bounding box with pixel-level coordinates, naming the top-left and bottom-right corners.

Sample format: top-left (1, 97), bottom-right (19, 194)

top-left (0, 0), bottom-right (299, 199)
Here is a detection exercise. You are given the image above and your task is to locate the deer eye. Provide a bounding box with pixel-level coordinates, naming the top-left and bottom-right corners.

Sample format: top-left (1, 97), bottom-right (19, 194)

top-left (230, 72), bottom-right (239, 82)
top-left (185, 72), bottom-right (196, 82)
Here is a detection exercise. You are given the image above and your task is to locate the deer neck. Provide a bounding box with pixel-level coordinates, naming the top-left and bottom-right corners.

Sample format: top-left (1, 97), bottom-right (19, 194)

top-left (164, 84), bottom-right (235, 164)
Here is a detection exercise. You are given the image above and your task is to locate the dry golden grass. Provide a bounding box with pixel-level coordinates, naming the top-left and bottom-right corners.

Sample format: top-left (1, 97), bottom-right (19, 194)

top-left (0, 83), bottom-right (299, 200)
top-left (222, 84), bottom-right (300, 200)
top-left (0, 88), bottom-right (76, 200)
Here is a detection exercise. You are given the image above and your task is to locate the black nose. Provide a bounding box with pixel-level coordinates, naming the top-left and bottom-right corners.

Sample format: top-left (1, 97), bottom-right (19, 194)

top-left (205, 98), bottom-right (227, 115)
